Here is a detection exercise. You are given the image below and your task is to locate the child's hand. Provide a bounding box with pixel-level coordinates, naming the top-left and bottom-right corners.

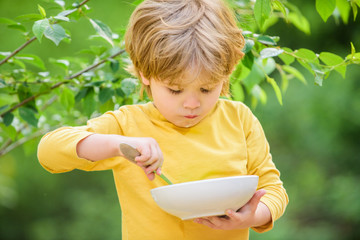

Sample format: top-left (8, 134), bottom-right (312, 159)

top-left (193, 189), bottom-right (270, 230)
top-left (120, 137), bottom-right (164, 181)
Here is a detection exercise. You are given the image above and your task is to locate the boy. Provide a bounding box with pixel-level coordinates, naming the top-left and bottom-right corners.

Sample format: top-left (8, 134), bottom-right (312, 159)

top-left (37, 0), bottom-right (288, 239)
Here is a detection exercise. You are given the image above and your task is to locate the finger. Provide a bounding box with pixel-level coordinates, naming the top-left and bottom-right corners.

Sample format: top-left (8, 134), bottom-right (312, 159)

top-left (225, 209), bottom-right (239, 220)
top-left (141, 144), bottom-right (158, 167)
top-left (147, 171), bottom-right (155, 181)
top-left (194, 218), bottom-right (218, 229)
top-left (248, 189), bottom-right (266, 210)
top-left (144, 144), bottom-right (164, 174)
top-left (155, 145), bottom-right (164, 175)
top-left (135, 146), bottom-right (151, 162)
top-left (205, 216), bottom-right (226, 226)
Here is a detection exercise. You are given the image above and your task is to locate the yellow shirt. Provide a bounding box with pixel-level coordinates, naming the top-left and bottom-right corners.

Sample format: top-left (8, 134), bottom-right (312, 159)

top-left (37, 99), bottom-right (288, 240)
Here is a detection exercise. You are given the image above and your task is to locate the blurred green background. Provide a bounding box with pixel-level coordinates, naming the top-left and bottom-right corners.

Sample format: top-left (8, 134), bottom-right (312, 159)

top-left (1, 0), bottom-right (360, 239)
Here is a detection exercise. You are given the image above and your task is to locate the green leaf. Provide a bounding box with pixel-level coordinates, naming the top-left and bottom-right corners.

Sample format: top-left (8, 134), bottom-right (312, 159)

top-left (121, 78), bottom-right (138, 96)
top-left (336, 0), bottom-right (351, 24)
top-left (50, 58), bottom-right (70, 71)
top-left (257, 35), bottom-right (277, 45)
top-left (278, 48), bottom-right (295, 65)
top-left (60, 87), bottom-right (75, 111)
top-left (242, 39), bottom-right (255, 54)
top-left (260, 48), bottom-right (284, 59)
top-left (262, 58), bottom-right (276, 75)
top-left (110, 59), bottom-right (120, 73)
top-left (242, 59), bottom-right (265, 92)
top-left (44, 24), bottom-right (66, 46)
top-left (83, 88), bottom-right (96, 118)
top-left (13, 59), bottom-right (26, 69)
top-left (89, 19), bottom-right (114, 46)
top-left (266, 76), bottom-right (282, 105)
top-left (0, 123), bottom-right (17, 141)
top-left (0, 17), bottom-right (17, 25)
top-left (272, 0), bottom-right (288, 18)
top-left (230, 82), bottom-right (244, 102)
top-left (15, 54), bottom-right (46, 70)
top-left (280, 68), bottom-right (289, 92)
top-left (295, 48), bottom-right (318, 62)
top-left (57, 9), bottom-right (78, 17)
top-left (19, 107), bottom-right (38, 127)
top-left (15, 14), bottom-right (43, 22)
top-left (351, 42), bottom-right (356, 55)
top-left (54, 16), bottom-right (70, 22)
top-left (3, 112), bottom-right (14, 126)
top-left (0, 105), bottom-right (9, 113)
top-left (38, 4), bottom-right (47, 18)
top-left (282, 65), bottom-right (307, 84)
top-left (75, 88), bottom-right (89, 102)
top-left (310, 63), bottom-right (327, 86)
top-left (17, 85), bottom-right (37, 112)
top-left (316, 0), bottom-right (336, 22)
top-left (288, 12), bottom-right (311, 35)
top-left (230, 62), bottom-right (250, 84)
top-left (32, 19), bottom-right (51, 42)
top-left (319, 52), bottom-right (346, 78)
top-left (251, 85), bottom-right (267, 105)
top-left (99, 87), bottom-right (115, 104)
top-left (242, 57), bottom-right (275, 92)
top-left (294, 48), bottom-right (317, 61)
top-left (254, 0), bottom-right (271, 30)
top-left (351, 1), bottom-right (359, 20)
top-left (99, 99), bottom-right (115, 113)
top-left (242, 51), bottom-right (254, 70)
top-left (8, 23), bottom-right (26, 32)
top-left (54, 0), bottom-right (65, 7)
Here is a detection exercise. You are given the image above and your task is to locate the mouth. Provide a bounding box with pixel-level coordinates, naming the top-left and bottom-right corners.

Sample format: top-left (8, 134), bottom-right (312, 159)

top-left (184, 115), bottom-right (198, 119)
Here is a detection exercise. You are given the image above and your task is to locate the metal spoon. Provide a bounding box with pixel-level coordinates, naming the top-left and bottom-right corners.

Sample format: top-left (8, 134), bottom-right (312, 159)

top-left (119, 143), bottom-right (173, 185)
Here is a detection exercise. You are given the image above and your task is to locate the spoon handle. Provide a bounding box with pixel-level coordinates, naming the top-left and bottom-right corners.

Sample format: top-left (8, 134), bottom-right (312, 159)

top-left (119, 143), bottom-right (173, 185)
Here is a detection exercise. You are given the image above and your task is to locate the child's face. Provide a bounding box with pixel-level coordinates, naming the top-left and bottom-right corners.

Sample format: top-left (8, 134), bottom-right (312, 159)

top-left (142, 75), bottom-right (223, 128)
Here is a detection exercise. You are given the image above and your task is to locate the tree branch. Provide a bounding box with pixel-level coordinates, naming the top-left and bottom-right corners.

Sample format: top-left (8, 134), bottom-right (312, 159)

top-left (0, 49), bottom-right (126, 118)
top-left (0, 0), bottom-right (91, 67)
top-left (0, 37), bottom-right (37, 66)
top-left (0, 129), bottom-right (48, 157)
top-left (0, 96), bottom-right (58, 157)
top-left (66, 49), bottom-right (125, 79)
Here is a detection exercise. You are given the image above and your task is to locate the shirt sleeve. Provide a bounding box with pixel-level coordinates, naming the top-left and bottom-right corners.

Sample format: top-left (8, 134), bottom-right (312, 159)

top-left (37, 111), bottom-right (125, 173)
top-left (242, 106), bottom-right (289, 233)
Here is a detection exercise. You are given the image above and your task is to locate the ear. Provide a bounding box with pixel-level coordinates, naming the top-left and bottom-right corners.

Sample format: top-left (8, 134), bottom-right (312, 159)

top-left (139, 72), bottom-right (150, 86)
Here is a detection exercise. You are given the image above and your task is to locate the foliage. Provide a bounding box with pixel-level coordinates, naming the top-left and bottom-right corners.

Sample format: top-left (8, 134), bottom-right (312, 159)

top-left (0, 0), bottom-right (359, 157)
top-left (0, 0), bottom-right (360, 239)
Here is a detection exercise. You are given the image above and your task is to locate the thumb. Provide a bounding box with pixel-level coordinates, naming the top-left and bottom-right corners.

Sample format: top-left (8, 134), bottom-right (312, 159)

top-left (248, 189), bottom-right (266, 209)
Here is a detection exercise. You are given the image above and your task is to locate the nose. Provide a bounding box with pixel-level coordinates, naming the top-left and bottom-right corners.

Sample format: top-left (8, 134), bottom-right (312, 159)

top-left (183, 94), bottom-right (200, 109)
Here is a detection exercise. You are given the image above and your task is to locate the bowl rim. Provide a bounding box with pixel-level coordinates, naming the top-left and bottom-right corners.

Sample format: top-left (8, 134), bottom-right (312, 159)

top-left (150, 175), bottom-right (259, 192)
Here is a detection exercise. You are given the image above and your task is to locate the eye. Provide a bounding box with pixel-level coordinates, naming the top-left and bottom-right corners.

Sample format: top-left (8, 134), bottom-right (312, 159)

top-left (200, 88), bottom-right (211, 94)
top-left (168, 88), bottom-right (182, 95)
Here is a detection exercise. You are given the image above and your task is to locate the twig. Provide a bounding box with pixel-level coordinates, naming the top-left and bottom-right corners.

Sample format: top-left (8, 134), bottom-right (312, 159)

top-left (0, 129), bottom-right (48, 157)
top-left (0, 95), bottom-right (58, 157)
top-left (66, 49), bottom-right (125, 79)
top-left (0, 49), bottom-right (126, 118)
top-left (0, 37), bottom-right (37, 66)
top-left (0, 0), bottom-right (91, 67)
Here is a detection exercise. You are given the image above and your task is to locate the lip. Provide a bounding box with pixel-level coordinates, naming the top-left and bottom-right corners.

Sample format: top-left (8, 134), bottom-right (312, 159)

top-left (184, 115), bottom-right (198, 119)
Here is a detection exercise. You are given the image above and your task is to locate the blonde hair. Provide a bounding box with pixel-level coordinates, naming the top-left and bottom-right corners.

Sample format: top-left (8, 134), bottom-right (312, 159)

top-left (125, 0), bottom-right (245, 97)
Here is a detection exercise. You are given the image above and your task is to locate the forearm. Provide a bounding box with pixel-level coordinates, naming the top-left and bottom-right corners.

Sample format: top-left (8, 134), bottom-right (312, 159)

top-left (251, 202), bottom-right (272, 228)
top-left (76, 133), bottom-right (126, 161)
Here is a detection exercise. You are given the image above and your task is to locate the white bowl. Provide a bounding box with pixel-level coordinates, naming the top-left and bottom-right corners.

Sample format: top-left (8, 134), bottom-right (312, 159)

top-left (150, 175), bottom-right (258, 220)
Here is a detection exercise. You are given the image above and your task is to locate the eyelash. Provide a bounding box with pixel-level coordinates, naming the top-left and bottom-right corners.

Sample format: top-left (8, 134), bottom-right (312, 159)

top-left (168, 88), bottom-right (212, 95)
top-left (200, 88), bottom-right (211, 94)
top-left (168, 89), bottom-right (182, 95)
